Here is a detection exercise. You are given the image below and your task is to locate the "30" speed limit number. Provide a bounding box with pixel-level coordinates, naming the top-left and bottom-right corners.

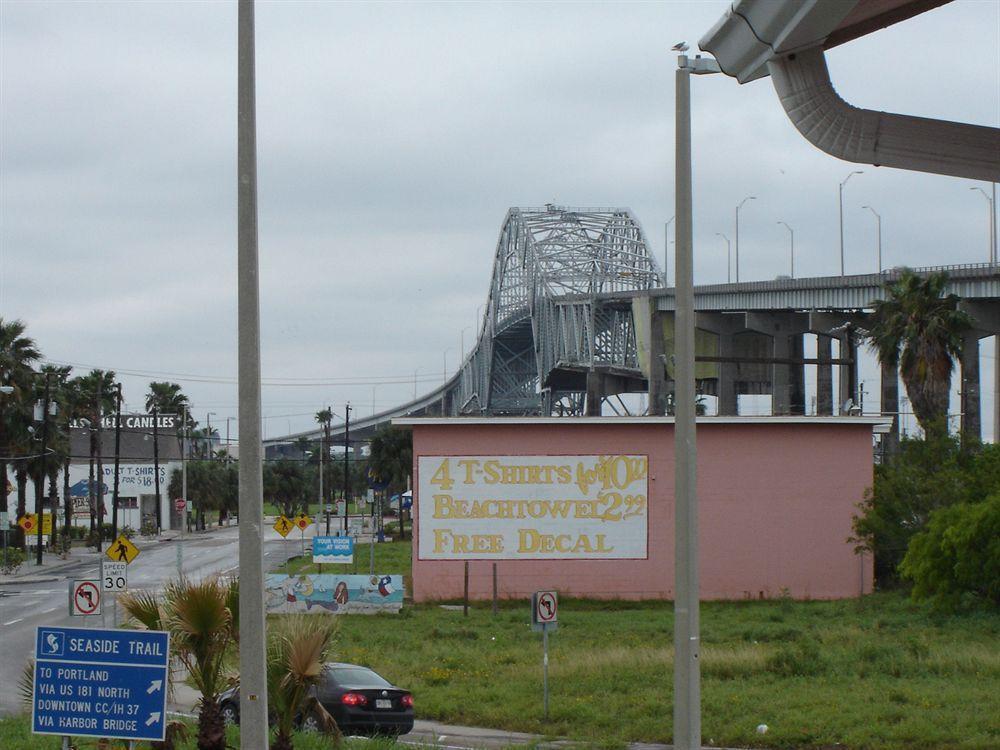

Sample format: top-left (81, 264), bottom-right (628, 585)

top-left (101, 561), bottom-right (128, 591)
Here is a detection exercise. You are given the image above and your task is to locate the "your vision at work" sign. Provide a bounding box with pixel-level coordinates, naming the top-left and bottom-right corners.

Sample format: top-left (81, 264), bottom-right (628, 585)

top-left (417, 455), bottom-right (648, 560)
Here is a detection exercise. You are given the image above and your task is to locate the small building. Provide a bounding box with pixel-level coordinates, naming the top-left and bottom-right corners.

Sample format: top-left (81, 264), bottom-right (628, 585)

top-left (396, 416), bottom-right (886, 602)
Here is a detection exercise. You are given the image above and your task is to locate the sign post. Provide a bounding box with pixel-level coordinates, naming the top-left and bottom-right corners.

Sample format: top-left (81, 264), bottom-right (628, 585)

top-left (32, 626), bottom-right (169, 744)
top-left (69, 580), bottom-right (102, 618)
top-left (531, 590), bottom-right (558, 720)
top-left (295, 513), bottom-right (313, 558)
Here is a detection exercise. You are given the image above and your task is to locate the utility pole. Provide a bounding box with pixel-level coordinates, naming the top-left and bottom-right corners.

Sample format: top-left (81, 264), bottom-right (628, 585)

top-left (178, 407), bottom-right (187, 577)
top-left (343, 404), bottom-right (351, 534)
top-left (318, 430), bottom-right (325, 534)
top-left (237, 0), bottom-right (269, 742)
top-left (95, 379), bottom-right (104, 552)
top-left (111, 383), bottom-right (122, 541)
top-left (34, 373), bottom-right (52, 565)
top-left (152, 406), bottom-right (160, 535)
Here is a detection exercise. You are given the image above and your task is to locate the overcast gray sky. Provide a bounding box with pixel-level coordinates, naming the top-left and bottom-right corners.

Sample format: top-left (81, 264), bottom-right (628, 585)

top-left (2, 0), bottom-right (998, 439)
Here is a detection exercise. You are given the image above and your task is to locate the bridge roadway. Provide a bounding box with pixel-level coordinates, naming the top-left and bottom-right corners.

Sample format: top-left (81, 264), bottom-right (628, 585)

top-left (265, 257), bottom-right (1000, 458)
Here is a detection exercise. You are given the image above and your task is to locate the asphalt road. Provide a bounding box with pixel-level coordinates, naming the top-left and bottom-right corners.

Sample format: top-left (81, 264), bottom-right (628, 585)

top-left (0, 526), bottom-right (291, 717)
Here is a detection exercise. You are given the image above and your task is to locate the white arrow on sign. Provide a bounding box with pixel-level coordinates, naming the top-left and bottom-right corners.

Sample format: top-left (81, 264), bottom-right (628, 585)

top-left (146, 679), bottom-right (163, 694)
top-left (145, 712), bottom-right (161, 726)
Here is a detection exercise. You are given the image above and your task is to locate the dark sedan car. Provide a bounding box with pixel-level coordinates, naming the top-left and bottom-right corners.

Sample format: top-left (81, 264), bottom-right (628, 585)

top-left (219, 662), bottom-right (414, 737)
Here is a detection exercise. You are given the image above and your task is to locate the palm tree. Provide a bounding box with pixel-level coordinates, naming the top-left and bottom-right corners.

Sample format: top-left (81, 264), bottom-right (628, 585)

top-left (315, 408), bottom-right (333, 509)
top-left (121, 577), bottom-right (239, 750)
top-left (147, 380), bottom-right (197, 456)
top-left (865, 270), bottom-right (973, 436)
top-left (267, 616), bottom-right (340, 750)
top-left (34, 365), bottom-right (71, 546)
top-left (368, 426), bottom-right (412, 539)
top-left (0, 318), bottom-right (40, 546)
top-left (76, 370), bottom-right (116, 538)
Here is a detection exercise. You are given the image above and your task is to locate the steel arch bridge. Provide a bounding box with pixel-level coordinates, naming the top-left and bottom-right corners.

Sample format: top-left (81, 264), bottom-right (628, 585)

top-left (453, 204), bottom-right (661, 417)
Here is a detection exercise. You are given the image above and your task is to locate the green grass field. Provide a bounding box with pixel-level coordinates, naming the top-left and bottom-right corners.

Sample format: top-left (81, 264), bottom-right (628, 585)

top-left (0, 717), bottom-right (400, 750)
top-left (271, 539), bottom-right (998, 749)
top-left (9, 539), bottom-right (997, 749)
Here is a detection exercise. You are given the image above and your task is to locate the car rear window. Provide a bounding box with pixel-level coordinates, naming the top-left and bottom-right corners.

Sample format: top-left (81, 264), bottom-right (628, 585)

top-left (328, 667), bottom-right (393, 689)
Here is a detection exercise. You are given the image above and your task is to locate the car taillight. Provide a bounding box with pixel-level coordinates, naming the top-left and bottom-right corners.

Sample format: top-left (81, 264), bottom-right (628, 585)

top-left (401, 694), bottom-right (414, 708)
top-left (341, 692), bottom-right (368, 706)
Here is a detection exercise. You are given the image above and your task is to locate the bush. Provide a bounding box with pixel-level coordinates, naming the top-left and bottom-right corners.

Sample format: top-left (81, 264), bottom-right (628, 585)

top-left (853, 434), bottom-right (975, 586)
top-left (1, 547), bottom-right (26, 575)
top-left (899, 494), bottom-right (1000, 610)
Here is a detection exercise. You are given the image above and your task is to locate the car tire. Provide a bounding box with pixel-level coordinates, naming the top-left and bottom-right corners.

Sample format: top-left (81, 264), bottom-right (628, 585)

top-left (221, 702), bottom-right (239, 726)
top-left (300, 714), bottom-right (320, 733)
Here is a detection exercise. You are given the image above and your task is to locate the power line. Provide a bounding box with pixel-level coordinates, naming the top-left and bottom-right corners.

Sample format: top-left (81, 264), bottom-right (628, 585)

top-left (41, 358), bottom-right (448, 387)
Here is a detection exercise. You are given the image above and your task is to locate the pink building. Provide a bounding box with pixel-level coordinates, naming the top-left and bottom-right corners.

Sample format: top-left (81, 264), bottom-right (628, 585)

top-left (396, 417), bottom-right (885, 602)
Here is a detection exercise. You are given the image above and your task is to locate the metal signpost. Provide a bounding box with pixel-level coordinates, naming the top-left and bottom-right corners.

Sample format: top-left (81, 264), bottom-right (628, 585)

top-left (102, 561), bottom-right (127, 627)
top-left (32, 626), bottom-right (169, 744)
top-left (531, 590), bottom-right (558, 720)
top-left (69, 580), bottom-right (102, 618)
top-left (295, 513), bottom-right (312, 557)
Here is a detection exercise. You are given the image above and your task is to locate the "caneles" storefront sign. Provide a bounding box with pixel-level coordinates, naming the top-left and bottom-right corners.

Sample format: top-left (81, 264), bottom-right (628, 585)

top-left (417, 455), bottom-right (648, 560)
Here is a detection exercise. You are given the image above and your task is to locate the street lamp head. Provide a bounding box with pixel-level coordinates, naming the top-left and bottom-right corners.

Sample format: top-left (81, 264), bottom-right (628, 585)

top-left (0, 385), bottom-right (13, 395)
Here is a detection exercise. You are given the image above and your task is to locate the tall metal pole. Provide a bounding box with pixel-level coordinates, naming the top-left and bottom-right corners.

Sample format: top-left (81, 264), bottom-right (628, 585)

top-left (674, 53), bottom-right (706, 750)
top-left (237, 0), bottom-right (269, 744)
top-left (318, 432), bottom-right (324, 531)
top-left (839, 170), bottom-right (863, 276)
top-left (35, 374), bottom-right (51, 565)
top-left (111, 383), bottom-right (122, 541)
top-left (152, 406), bottom-right (160, 536)
top-left (343, 404), bottom-right (351, 534)
top-left (664, 216), bottom-right (674, 286)
top-left (715, 233), bottom-right (730, 283)
top-left (95, 380), bottom-right (104, 550)
top-left (178, 407), bottom-right (187, 577)
top-left (862, 206), bottom-right (882, 272)
top-left (734, 196), bottom-right (754, 283)
top-left (777, 221), bottom-right (794, 278)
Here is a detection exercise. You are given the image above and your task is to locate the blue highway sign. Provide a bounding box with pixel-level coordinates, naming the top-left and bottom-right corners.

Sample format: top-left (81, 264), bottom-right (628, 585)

top-left (32, 626), bottom-right (170, 742)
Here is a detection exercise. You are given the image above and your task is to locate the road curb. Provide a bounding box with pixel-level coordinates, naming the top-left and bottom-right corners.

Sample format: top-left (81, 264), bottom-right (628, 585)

top-left (0, 575), bottom-right (61, 586)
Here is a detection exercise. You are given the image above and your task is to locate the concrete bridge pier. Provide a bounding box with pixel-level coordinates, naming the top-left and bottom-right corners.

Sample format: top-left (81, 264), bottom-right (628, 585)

top-left (816, 335), bottom-right (834, 416)
top-left (881, 359), bottom-right (900, 454)
top-left (961, 333), bottom-right (981, 443)
top-left (837, 327), bottom-right (859, 414)
top-left (696, 312), bottom-right (745, 416)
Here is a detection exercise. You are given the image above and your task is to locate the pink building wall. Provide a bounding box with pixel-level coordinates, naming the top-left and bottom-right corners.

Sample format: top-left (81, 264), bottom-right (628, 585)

top-left (401, 418), bottom-right (878, 602)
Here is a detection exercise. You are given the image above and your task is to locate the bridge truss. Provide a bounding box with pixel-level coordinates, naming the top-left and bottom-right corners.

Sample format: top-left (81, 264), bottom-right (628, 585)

top-left (452, 205), bottom-right (661, 416)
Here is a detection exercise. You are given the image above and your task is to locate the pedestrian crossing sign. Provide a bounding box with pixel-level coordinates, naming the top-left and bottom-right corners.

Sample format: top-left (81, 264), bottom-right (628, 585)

top-left (107, 534), bottom-right (140, 565)
top-left (274, 515), bottom-right (293, 538)
top-left (295, 513), bottom-right (313, 531)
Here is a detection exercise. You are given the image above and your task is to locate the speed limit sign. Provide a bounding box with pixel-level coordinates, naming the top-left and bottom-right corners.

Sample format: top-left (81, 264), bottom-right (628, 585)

top-left (102, 560), bottom-right (128, 592)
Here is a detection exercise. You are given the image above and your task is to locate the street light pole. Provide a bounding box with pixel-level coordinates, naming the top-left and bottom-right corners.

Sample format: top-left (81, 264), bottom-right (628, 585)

top-left (777, 221), bottom-right (794, 278)
top-left (152, 406), bottom-right (160, 537)
top-left (111, 383), bottom-right (122, 541)
top-left (34, 373), bottom-right (52, 565)
top-left (715, 233), bottom-right (730, 283)
top-left (237, 0), bottom-right (269, 743)
top-left (970, 186), bottom-right (996, 264)
top-left (665, 216), bottom-right (675, 286)
top-left (861, 206), bottom-right (882, 272)
top-left (734, 196), bottom-right (755, 282)
top-left (442, 348), bottom-right (452, 384)
top-left (838, 170), bottom-right (864, 275)
top-left (675, 50), bottom-right (720, 750)
top-left (343, 404), bottom-right (351, 534)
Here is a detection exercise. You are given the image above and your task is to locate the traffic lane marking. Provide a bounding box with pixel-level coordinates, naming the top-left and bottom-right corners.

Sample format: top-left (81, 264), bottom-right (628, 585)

top-left (4, 618), bottom-right (23, 626)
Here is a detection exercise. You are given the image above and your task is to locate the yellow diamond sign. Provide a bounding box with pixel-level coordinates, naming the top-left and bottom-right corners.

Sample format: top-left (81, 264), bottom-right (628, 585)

top-left (295, 513), bottom-right (313, 531)
top-left (273, 515), bottom-right (293, 538)
top-left (106, 534), bottom-right (140, 565)
top-left (18, 513), bottom-right (52, 535)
